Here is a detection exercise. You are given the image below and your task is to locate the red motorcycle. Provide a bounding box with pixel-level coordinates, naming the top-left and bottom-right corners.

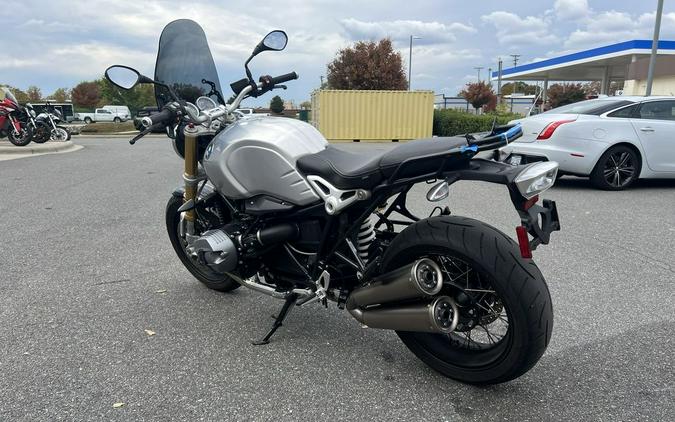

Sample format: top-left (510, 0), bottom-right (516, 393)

top-left (0, 87), bottom-right (32, 146)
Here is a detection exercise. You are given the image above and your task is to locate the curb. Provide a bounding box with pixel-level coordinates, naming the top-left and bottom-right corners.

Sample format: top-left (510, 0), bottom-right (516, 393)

top-left (0, 141), bottom-right (83, 161)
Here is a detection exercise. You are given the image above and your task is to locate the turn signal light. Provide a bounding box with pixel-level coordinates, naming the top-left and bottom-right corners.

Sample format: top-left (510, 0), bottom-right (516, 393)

top-left (537, 119), bottom-right (576, 140)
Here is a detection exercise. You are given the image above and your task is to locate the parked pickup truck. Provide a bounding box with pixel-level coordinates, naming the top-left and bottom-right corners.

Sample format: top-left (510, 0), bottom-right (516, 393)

top-left (77, 108), bottom-right (130, 124)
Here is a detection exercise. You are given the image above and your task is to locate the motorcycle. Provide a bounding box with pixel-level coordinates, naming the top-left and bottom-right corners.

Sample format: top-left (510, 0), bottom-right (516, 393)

top-left (105, 19), bottom-right (561, 384)
top-left (0, 87), bottom-right (32, 146)
top-left (19, 103), bottom-right (51, 144)
top-left (36, 101), bottom-right (71, 142)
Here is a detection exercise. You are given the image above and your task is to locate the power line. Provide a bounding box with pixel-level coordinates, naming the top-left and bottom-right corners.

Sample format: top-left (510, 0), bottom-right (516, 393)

top-left (510, 54), bottom-right (521, 68)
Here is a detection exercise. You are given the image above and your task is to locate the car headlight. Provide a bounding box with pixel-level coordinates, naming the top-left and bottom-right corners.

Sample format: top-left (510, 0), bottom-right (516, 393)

top-left (514, 162), bottom-right (559, 199)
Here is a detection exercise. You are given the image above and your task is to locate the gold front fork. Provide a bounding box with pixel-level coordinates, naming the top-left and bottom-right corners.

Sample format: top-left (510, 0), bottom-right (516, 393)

top-left (183, 124), bottom-right (199, 224)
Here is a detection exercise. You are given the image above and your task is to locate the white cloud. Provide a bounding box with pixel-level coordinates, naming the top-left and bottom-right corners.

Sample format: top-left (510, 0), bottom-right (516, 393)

top-left (340, 18), bottom-right (475, 45)
top-left (563, 11), bottom-right (675, 49)
top-left (554, 0), bottom-right (590, 21)
top-left (481, 11), bottom-right (559, 47)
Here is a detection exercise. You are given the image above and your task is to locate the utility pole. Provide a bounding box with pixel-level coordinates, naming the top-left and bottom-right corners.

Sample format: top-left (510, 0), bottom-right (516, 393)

top-left (497, 58), bottom-right (503, 104)
top-left (474, 66), bottom-right (484, 82)
top-left (646, 0), bottom-right (664, 96)
top-left (487, 67), bottom-right (492, 87)
top-left (408, 35), bottom-right (421, 90)
top-left (509, 54), bottom-right (521, 113)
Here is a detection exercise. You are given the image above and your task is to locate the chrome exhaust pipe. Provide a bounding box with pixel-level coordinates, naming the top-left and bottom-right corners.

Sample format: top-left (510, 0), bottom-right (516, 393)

top-left (347, 258), bottom-right (459, 333)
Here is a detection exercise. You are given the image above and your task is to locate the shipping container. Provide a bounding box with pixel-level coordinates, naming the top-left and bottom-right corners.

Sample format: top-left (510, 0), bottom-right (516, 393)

top-left (310, 90), bottom-right (434, 141)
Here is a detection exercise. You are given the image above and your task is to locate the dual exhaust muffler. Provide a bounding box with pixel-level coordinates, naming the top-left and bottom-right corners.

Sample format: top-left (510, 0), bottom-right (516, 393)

top-left (347, 258), bottom-right (458, 333)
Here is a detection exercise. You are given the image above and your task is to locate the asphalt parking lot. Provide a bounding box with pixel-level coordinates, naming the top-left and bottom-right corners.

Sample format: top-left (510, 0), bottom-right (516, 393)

top-left (1, 136), bottom-right (674, 421)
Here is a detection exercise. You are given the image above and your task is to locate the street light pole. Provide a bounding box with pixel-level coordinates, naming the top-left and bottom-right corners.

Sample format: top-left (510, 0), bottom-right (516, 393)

top-left (474, 66), bottom-right (484, 82)
top-left (408, 35), bottom-right (421, 90)
top-left (646, 0), bottom-right (664, 96)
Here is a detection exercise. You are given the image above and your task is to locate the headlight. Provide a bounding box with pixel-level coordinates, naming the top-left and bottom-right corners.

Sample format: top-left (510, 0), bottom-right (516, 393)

top-left (514, 162), bottom-right (559, 199)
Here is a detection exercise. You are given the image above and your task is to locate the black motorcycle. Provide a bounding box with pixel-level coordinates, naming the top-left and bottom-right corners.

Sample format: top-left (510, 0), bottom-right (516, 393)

top-left (20, 103), bottom-right (51, 144)
top-left (36, 102), bottom-right (71, 142)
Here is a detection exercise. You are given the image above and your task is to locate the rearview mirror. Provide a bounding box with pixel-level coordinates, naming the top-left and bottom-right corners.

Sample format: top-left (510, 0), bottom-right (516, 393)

top-left (262, 30), bottom-right (288, 51)
top-left (105, 65), bottom-right (153, 90)
top-left (250, 30), bottom-right (288, 58)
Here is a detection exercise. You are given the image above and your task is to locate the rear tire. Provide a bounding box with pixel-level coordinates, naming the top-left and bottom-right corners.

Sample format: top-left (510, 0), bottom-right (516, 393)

top-left (165, 195), bottom-right (241, 292)
top-left (590, 145), bottom-right (640, 190)
top-left (84, 117), bottom-right (92, 124)
top-left (113, 117), bottom-right (121, 123)
top-left (381, 216), bottom-right (553, 385)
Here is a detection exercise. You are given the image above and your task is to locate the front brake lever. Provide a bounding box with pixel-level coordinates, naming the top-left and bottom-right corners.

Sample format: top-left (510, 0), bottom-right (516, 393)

top-left (129, 123), bottom-right (163, 145)
top-left (275, 85), bottom-right (288, 90)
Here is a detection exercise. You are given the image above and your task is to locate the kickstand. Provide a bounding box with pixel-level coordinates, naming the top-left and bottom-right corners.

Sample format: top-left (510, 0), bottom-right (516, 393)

top-left (251, 294), bottom-right (298, 345)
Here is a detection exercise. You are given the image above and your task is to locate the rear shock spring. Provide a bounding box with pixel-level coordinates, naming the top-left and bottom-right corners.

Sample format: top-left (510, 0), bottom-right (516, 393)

top-left (357, 214), bottom-right (376, 263)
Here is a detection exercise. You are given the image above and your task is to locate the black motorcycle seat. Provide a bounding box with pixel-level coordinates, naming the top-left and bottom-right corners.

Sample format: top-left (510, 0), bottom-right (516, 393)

top-left (297, 137), bottom-right (469, 190)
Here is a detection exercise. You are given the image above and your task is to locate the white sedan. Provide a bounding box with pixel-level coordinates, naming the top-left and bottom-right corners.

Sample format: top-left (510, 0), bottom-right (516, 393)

top-left (499, 96), bottom-right (675, 190)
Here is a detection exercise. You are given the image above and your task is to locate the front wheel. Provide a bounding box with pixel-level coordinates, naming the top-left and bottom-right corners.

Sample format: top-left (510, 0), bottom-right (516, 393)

top-left (8, 127), bottom-right (32, 146)
top-left (51, 126), bottom-right (70, 141)
top-left (165, 195), bottom-right (241, 292)
top-left (381, 216), bottom-right (553, 384)
top-left (31, 122), bottom-right (51, 143)
top-left (113, 117), bottom-right (121, 123)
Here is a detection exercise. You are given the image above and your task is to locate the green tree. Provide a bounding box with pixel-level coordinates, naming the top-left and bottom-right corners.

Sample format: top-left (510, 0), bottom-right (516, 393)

top-left (501, 82), bottom-right (538, 96)
top-left (98, 78), bottom-right (155, 115)
top-left (460, 81), bottom-right (496, 114)
top-left (327, 38), bottom-right (407, 90)
top-left (26, 85), bottom-right (42, 102)
top-left (50, 88), bottom-right (70, 103)
top-left (71, 81), bottom-right (101, 109)
top-left (299, 100), bottom-right (311, 110)
top-left (547, 83), bottom-right (586, 109)
top-left (270, 95), bottom-right (284, 114)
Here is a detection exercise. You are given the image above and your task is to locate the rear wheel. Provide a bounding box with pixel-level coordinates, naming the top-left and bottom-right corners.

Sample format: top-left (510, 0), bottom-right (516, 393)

top-left (31, 122), bottom-right (51, 143)
top-left (165, 195), bottom-right (240, 292)
top-left (590, 145), bottom-right (640, 190)
top-left (83, 117), bottom-right (92, 124)
top-left (113, 117), bottom-right (121, 123)
top-left (381, 216), bottom-right (553, 385)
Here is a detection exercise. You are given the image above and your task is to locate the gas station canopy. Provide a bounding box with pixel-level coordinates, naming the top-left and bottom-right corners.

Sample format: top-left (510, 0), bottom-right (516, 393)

top-left (491, 40), bottom-right (675, 94)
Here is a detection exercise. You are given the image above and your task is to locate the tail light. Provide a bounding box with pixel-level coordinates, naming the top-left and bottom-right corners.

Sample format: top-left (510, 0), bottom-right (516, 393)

top-left (536, 119), bottom-right (576, 140)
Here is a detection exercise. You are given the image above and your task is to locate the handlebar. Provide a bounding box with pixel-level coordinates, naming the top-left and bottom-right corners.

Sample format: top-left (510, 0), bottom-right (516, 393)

top-left (269, 72), bottom-right (298, 85)
top-left (141, 108), bottom-right (175, 128)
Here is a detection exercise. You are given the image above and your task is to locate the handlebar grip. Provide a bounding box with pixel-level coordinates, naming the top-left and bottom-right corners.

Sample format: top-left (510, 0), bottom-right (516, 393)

top-left (141, 108), bottom-right (174, 128)
top-left (270, 72), bottom-right (299, 85)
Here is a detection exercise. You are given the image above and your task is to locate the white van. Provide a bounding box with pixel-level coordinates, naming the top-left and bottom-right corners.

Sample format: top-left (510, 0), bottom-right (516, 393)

top-left (102, 105), bottom-right (131, 119)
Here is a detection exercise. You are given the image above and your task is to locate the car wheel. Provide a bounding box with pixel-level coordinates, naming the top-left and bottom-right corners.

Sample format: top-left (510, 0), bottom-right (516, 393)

top-left (84, 117), bottom-right (92, 124)
top-left (113, 117), bottom-right (121, 123)
top-left (590, 145), bottom-right (640, 190)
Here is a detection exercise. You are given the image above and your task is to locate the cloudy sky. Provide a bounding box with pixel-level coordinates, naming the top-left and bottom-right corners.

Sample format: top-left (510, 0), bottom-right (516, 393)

top-left (2, 0), bottom-right (674, 106)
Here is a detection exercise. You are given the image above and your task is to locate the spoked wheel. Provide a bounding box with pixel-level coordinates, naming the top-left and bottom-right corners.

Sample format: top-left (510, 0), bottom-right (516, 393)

top-left (590, 145), bottom-right (640, 190)
top-left (381, 216), bottom-right (553, 385)
top-left (50, 126), bottom-right (70, 142)
top-left (165, 195), bottom-right (240, 292)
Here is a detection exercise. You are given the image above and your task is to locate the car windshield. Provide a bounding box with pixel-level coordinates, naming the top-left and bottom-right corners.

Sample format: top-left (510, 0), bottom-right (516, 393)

top-left (154, 19), bottom-right (223, 108)
top-left (544, 98), bottom-right (634, 116)
top-left (1, 87), bottom-right (19, 105)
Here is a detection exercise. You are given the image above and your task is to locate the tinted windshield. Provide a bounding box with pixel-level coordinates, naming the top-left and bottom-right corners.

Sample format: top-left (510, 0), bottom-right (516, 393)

top-left (544, 98), bottom-right (634, 115)
top-left (154, 19), bottom-right (223, 108)
top-left (1, 87), bottom-right (19, 105)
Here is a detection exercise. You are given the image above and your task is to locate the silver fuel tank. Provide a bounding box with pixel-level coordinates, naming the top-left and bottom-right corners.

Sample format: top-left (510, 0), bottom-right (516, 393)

top-left (202, 116), bottom-right (327, 205)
